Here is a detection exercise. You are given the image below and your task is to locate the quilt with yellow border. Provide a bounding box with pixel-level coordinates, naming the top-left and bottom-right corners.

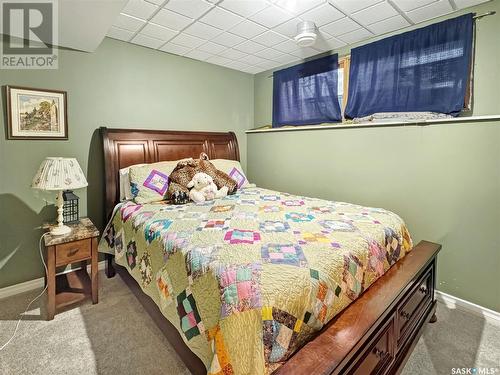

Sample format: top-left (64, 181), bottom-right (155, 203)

top-left (98, 187), bottom-right (412, 375)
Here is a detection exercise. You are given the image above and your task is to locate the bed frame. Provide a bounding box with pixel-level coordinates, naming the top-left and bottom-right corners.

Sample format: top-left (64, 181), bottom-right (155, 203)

top-left (101, 127), bottom-right (441, 375)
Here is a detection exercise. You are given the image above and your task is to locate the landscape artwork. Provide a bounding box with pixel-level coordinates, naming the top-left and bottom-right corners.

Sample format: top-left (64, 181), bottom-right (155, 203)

top-left (6, 86), bottom-right (68, 140)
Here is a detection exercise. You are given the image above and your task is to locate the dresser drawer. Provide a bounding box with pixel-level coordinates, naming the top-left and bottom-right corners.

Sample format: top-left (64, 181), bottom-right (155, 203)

top-left (55, 239), bottom-right (91, 266)
top-left (397, 265), bottom-right (433, 347)
top-left (349, 318), bottom-right (395, 375)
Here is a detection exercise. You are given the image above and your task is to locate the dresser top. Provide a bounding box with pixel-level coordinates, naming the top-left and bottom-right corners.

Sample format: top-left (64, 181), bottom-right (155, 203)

top-left (44, 218), bottom-right (99, 246)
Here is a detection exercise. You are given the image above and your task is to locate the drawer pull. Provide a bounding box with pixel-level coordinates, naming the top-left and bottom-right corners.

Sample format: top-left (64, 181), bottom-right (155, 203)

top-left (419, 286), bottom-right (427, 294)
top-left (67, 248), bottom-right (79, 256)
top-left (372, 348), bottom-right (386, 359)
top-left (400, 310), bottom-right (411, 320)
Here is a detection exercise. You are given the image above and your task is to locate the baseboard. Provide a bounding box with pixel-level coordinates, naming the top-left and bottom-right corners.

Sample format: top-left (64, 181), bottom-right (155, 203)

top-left (435, 290), bottom-right (500, 326)
top-left (0, 261), bottom-right (106, 300)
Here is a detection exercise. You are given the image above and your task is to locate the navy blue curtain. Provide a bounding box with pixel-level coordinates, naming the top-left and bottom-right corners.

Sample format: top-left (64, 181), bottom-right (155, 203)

top-left (345, 14), bottom-right (473, 119)
top-left (272, 54), bottom-right (342, 127)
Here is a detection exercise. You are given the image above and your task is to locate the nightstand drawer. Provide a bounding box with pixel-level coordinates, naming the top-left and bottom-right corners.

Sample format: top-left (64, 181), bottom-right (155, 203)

top-left (55, 239), bottom-right (91, 266)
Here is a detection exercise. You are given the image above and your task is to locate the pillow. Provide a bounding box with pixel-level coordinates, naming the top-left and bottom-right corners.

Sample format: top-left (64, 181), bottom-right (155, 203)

top-left (128, 161), bottom-right (180, 204)
top-left (119, 164), bottom-right (146, 201)
top-left (210, 159), bottom-right (251, 189)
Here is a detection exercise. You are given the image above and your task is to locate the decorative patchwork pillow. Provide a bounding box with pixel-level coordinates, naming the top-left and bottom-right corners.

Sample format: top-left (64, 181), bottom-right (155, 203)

top-left (210, 159), bottom-right (251, 189)
top-left (119, 163), bottom-right (146, 201)
top-left (129, 161), bottom-right (179, 204)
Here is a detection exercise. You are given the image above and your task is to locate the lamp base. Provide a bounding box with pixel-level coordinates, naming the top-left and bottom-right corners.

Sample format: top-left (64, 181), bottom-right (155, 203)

top-left (50, 225), bottom-right (72, 236)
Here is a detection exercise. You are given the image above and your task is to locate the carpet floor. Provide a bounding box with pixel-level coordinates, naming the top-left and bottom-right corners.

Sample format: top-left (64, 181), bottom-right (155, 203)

top-left (0, 270), bottom-right (498, 375)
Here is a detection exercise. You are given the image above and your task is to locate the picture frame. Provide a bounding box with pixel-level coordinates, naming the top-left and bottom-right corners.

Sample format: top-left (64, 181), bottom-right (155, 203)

top-left (5, 85), bottom-right (68, 140)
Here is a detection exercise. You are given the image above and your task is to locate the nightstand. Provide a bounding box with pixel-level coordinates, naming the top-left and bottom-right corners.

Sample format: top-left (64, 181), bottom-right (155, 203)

top-left (43, 218), bottom-right (100, 320)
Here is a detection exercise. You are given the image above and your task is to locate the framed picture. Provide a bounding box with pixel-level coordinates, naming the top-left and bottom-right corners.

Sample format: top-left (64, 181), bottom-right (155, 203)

top-left (5, 86), bottom-right (68, 140)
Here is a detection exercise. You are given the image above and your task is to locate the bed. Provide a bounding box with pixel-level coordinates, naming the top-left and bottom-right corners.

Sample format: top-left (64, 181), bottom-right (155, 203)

top-left (99, 127), bottom-right (441, 375)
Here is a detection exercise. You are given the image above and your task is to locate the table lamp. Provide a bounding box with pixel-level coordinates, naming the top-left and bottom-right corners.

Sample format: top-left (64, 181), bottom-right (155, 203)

top-left (32, 157), bottom-right (88, 236)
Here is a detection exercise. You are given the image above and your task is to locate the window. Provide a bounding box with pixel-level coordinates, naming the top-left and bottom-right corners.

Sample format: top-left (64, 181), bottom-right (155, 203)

top-left (272, 54), bottom-right (342, 127)
top-left (345, 14), bottom-right (473, 119)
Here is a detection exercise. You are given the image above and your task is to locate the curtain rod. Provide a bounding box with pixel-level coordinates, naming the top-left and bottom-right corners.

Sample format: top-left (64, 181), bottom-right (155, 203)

top-left (473, 10), bottom-right (496, 19)
top-left (266, 11), bottom-right (496, 78)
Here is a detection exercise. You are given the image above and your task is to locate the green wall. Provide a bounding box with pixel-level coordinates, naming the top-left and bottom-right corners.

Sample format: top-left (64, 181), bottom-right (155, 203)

top-left (0, 37), bottom-right (254, 289)
top-left (250, 0), bottom-right (500, 311)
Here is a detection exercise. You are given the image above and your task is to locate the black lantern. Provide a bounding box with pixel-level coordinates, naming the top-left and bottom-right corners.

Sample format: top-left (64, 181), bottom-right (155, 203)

top-left (63, 190), bottom-right (80, 224)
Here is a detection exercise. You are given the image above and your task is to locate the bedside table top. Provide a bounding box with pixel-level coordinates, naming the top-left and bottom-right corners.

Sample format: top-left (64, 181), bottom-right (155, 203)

top-left (44, 218), bottom-right (100, 246)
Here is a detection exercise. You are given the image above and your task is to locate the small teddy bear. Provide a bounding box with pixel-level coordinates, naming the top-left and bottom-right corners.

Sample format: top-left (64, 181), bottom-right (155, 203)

top-left (187, 172), bottom-right (229, 203)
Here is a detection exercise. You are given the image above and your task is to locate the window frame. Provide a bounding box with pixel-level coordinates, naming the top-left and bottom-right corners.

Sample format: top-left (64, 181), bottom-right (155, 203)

top-left (338, 56), bottom-right (351, 118)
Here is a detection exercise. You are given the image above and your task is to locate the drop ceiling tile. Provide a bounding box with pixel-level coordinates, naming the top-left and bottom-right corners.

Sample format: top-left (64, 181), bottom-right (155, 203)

top-left (318, 29), bottom-right (333, 40)
top-left (256, 59), bottom-right (281, 70)
top-left (337, 27), bottom-right (373, 44)
top-left (300, 3), bottom-right (344, 26)
top-left (252, 31), bottom-right (288, 47)
top-left (233, 40), bottom-right (266, 53)
top-left (453, 0), bottom-right (489, 9)
top-left (206, 55), bottom-right (234, 65)
top-left (274, 39), bottom-right (301, 53)
top-left (197, 41), bottom-right (227, 53)
top-left (113, 13), bottom-right (146, 32)
top-left (289, 46), bottom-right (320, 58)
top-left (122, 0), bottom-right (159, 20)
top-left (391, 0), bottom-right (437, 12)
top-left (107, 26), bottom-right (135, 41)
top-left (185, 49), bottom-right (214, 60)
top-left (272, 53), bottom-right (300, 64)
top-left (151, 8), bottom-right (193, 31)
top-left (314, 36), bottom-right (346, 50)
top-left (273, 0), bottom-right (327, 16)
top-left (244, 55), bottom-right (270, 65)
top-left (229, 19), bottom-right (267, 38)
top-left (273, 18), bottom-right (303, 38)
top-left (249, 5), bottom-right (294, 28)
top-left (328, 0), bottom-right (382, 13)
top-left (367, 14), bottom-right (410, 34)
top-left (212, 32), bottom-right (245, 47)
top-left (228, 60), bottom-right (253, 70)
top-left (170, 33), bottom-right (206, 48)
top-left (183, 22), bottom-right (222, 39)
top-left (219, 0), bottom-right (268, 18)
top-left (141, 22), bottom-right (178, 40)
top-left (406, 0), bottom-right (453, 23)
top-left (164, 0), bottom-right (213, 19)
top-left (219, 48), bottom-right (248, 60)
top-left (320, 17), bottom-right (360, 37)
top-left (132, 34), bottom-right (165, 48)
top-left (351, 1), bottom-right (398, 25)
top-left (200, 7), bottom-right (244, 29)
top-left (243, 66), bottom-right (263, 74)
top-left (160, 42), bottom-right (192, 55)
top-left (255, 48), bottom-right (287, 60)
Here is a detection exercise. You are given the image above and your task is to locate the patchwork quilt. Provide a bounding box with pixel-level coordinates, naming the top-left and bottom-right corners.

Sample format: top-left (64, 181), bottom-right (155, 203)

top-left (99, 187), bottom-right (412, 375)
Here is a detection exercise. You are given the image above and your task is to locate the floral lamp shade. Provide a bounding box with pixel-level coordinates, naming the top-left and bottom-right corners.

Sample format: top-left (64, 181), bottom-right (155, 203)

top-left (32, 157), bottom-right (88, 236)
top-left (32, 157), bottom-right (88, 190)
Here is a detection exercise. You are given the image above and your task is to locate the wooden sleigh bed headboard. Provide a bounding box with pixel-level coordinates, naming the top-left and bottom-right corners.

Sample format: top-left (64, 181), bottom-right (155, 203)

top-left (101, 127), bottom-right (240, 221)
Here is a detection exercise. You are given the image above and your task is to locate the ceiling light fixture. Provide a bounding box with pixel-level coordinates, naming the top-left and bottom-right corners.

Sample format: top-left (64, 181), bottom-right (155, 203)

top-left (294, 21), bottom-right (317, 47)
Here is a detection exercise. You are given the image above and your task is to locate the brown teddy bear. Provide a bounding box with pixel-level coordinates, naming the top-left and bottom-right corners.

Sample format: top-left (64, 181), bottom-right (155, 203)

top-left (167, 153), bottom-right (237, 203)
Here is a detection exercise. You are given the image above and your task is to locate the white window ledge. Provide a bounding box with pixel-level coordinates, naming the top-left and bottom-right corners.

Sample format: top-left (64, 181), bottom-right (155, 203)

top-left (245, 115), bottom-right (500, 134)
